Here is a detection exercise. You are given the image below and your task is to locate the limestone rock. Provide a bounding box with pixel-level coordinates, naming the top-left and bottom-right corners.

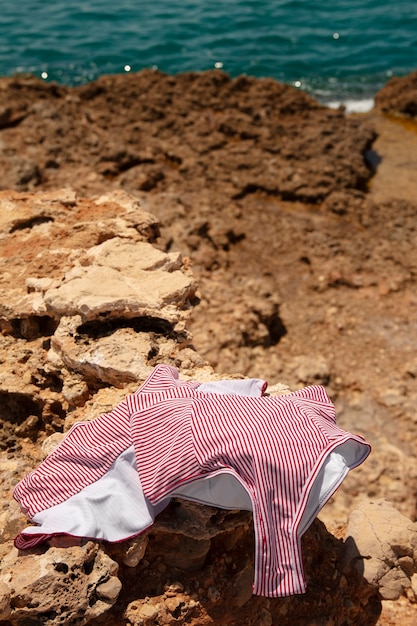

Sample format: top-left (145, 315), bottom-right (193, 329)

top-left (125, 592), bottom-right (202, 626)
top-left (344, 499), bottom-right (417, 600)
top-left (85, 237), bottom-right (183, 272)
top-left (0, 188), bottom-right (166, 328)
top-left (94, 189), bottom-right (160, 242)
top-left (61, 374), bottom-right (90, 408)
top-left (0, 496), bottom-right (28, 558)
top-left (62, 384), bottom-right (140, 431)
top-left (48, 314), bottom-right (194, 387)
top-left (0, 188), bottom-right (198, 394)
top-left (121, 536), bottom-right (149, 568)
top-left (49, 315), bottom-right (156, 386)
top-left (0, 542), bottom-right (121, 624)
top-left (0, 581), bottom-right (11, 621)
top-left (42, 263), bottom-right (196, 323)
top-left (290, 354), bottom-right (330, 386)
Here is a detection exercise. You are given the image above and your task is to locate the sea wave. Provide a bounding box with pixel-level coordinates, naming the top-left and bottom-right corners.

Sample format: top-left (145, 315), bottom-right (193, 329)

top-left (326, 98), bottom-right (375, 113)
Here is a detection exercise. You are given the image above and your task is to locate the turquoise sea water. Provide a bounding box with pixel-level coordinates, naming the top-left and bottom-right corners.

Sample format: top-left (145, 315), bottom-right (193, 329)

top-left (1, 0), bottom-right (417, 110)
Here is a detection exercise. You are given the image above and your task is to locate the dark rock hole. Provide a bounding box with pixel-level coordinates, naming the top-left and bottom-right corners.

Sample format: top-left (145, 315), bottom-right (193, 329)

top-left (172, 602), bottom-right (186, 619)
top-left (82, 559), bottom-right (95, 576)
top-left (10, 216), bottom-right (54, 232)
top-left (54, 562), bottom-right (69, 574)
top-left (7, 316), bottom-right (58, 340)
top-left (76, 316), bottom-right (175, 340)
top-left (0, 391), bottom-right (42, 425)
top-left (365, 149), bottom-right (382, 172)
top-left (265, 313), bottom-right (288, 346)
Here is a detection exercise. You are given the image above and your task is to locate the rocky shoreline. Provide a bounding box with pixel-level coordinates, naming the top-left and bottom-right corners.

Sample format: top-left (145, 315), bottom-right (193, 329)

top-left (1, 69), bottom-right (417, 624)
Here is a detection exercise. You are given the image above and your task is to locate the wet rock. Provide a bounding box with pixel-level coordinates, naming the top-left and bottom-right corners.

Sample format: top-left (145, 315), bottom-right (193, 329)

top-left (374, 70), bottom-right (417, 117)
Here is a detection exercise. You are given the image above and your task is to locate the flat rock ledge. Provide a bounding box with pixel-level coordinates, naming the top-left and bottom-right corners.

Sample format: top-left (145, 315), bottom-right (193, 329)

top-left (0, 189), bottom-right (414, 625)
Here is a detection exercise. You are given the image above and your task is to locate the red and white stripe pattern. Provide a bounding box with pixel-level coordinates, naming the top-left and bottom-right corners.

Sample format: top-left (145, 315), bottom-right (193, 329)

top-left (13, 365), bottom-right (200, 518)
top-left (190, 389), bottom-right (358, 597)
top-left (13, 364), bottom-right (370, 598)
top-left (13, 398), bottom-right (132, 518)
top-left (130, 380), bottom-right (369, 597)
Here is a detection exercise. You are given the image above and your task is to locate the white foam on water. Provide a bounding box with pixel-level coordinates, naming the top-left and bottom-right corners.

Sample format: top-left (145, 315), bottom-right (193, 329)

top-left (326, 98), bottom-right (375, 113)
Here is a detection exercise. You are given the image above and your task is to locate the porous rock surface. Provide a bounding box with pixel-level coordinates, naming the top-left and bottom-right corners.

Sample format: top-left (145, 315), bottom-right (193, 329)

top-left (0, 541), bottom-right (121, 625)
top-left (0, 69), bottom-right (417, 623)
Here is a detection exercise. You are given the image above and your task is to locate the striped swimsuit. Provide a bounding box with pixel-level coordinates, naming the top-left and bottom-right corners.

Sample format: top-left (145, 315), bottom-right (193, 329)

top-left (13, 364), bottom-right (370, 597)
